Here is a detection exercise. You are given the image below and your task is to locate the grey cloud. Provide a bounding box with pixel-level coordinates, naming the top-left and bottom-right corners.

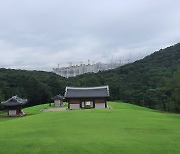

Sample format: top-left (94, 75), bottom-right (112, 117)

top-left (0, 0), bottom-right (179, 71)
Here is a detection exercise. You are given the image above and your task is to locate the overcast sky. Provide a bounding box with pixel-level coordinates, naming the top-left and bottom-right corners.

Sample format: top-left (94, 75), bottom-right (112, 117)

top-left (0, 0), bottom-right (179, 71)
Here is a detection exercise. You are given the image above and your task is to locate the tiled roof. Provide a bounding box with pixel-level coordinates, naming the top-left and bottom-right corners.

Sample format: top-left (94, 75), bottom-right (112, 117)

top-left (52, 94), bottom-right (64, 100)
top-left (65, 86), bottom-right (110, 98)
top-left (1, 96), bottom-right (28, 107)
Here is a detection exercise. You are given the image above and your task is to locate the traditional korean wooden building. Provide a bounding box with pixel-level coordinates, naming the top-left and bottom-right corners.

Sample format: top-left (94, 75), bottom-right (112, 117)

top-left (65, 86), bottom-right (110, 110)
top-left (52, 94), bottom-right (64, 107)
top-left (0, 96), bottom-right (28, 116)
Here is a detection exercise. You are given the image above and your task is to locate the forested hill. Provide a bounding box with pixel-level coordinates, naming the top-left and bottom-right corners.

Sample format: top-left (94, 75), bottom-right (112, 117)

top-left (67, 43), bottom-right (180, 112)
top-left (0, 69), bottom-right (67, 106)
top-left (0, 43), bottom-right (180, 112)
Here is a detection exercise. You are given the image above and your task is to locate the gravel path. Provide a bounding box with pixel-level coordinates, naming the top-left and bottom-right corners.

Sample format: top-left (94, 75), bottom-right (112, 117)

top-left (41, 107), bottom-right (67, 112)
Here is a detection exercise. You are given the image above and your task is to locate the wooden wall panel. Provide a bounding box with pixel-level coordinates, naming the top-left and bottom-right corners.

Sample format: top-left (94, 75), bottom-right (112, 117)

top-left (69, 99), bottom-right (80, 104)
top-left (95, 99), bottom-right (105, 103)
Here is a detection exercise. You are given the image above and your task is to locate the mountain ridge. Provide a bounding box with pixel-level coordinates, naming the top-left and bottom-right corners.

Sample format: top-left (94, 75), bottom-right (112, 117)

top-left (0, 43), bottom-right (180, 112)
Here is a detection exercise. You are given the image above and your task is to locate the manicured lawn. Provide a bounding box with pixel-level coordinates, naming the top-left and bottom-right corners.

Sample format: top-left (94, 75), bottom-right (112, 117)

top-left (23, 103), bottom-right (51, 115)
top-left (0, 102), bottom-right (179, 154)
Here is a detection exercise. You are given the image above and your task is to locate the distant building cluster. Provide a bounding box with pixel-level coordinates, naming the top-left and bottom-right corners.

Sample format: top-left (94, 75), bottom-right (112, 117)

top-left (53, 61), bottom-right (124, 78)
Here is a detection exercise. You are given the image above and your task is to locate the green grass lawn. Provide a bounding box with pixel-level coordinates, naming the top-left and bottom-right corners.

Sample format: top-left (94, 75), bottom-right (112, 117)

top-left (0, 102), bottom-right (180, 154)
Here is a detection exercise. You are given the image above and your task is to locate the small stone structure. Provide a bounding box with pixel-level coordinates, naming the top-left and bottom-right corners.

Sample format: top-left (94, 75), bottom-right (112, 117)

top-left (0, 96), bottom-right (28, 117)
top-left (52, 94), bottom-right (64, 107)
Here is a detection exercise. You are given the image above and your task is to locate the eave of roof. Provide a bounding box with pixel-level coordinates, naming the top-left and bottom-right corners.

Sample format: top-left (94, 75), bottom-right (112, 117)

top-left (52, 94), bottom-right (64, 100)
top-left (66, 85), bottom-right (109, 90)
top-left (0, 96), bottom-right (28, 107)
top-left (65, 85), bottom-right (110, 98)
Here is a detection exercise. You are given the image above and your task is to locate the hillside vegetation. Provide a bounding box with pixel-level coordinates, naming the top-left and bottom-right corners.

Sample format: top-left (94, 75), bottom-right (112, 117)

top-left (0, 69), bottom-right (67, 107)
top-left (68, 43), bottom-right (180, 112)
top-left (0, 102), bottom-right (180, 154)
top-left (0, 43), bottom-right (180, 112)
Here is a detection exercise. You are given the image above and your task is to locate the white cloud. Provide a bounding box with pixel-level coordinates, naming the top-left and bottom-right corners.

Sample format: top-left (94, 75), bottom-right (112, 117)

top-left (0, 0), bottom-right (179, 71)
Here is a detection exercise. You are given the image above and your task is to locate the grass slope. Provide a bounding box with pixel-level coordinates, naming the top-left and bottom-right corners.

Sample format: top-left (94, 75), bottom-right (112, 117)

top-left (0, 102), bottom-right (180, 154)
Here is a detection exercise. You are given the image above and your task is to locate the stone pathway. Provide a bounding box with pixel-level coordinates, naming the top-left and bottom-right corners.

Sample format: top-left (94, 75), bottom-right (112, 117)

top-left (41, 106), bottom-right (112, 112)
top-left (41, 107), bottom-right (67, 112)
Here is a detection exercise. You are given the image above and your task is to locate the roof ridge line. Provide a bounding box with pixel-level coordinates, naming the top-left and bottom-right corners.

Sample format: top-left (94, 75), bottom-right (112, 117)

top-left (66, 86), bottom-right (109, 90)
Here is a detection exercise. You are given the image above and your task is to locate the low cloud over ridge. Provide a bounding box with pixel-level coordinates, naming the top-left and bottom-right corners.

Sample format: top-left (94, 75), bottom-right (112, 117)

top-left (0, 0), bottom-right (180, 71)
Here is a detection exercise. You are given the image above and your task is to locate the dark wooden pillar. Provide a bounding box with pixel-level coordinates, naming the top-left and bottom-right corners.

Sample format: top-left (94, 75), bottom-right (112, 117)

top-left (17, 108), bottom-right (19, 115)
top-left (105, 99), bottom-right (107, 108)
top-left (68, 99), bottom-right (70, 109)
top-left (80, 99), bottom-right (82, 108)
top-left (93, 99), bottom-right (95, 108)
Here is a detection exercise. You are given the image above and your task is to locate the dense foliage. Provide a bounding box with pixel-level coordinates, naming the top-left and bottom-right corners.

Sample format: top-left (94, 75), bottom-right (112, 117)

top-left (68, 43), bottom-right (180, 112)
top-left (0, 43), bottom-right (180, 112)
top-left (0, 69), bottom-right (67, 107)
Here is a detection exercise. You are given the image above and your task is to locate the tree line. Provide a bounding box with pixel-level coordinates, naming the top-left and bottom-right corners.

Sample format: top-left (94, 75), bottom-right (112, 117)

top-left (0, 43), bottom-right (180, 112)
